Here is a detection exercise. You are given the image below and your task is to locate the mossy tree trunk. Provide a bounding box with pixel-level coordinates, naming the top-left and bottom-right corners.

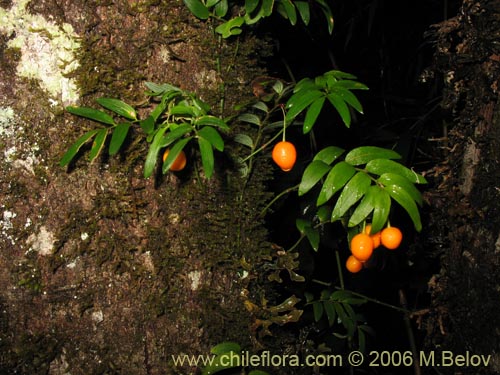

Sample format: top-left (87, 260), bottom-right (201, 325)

top-left (0, 1), bottom-right (277, 374)
top-left (423, 0), bottom-right (500, 373)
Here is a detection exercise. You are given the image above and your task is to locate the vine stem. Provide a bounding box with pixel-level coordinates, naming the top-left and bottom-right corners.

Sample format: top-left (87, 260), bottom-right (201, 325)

top-left (259, 184), bottom-right (299, 218)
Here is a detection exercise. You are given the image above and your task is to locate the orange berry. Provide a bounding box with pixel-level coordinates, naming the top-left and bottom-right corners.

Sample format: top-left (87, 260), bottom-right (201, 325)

top-left (364, 224), bottom-right (381, 249)
top-left (350, 233), bottom-right (374, 262)
top-left (346, 255), bottom-right (363, 273)
top-left (381, 226), bottom-right (403, 250)
top-left (162, 149), bottom-right (187, 172)
top-left (272, 141), bottom-right (297, 172)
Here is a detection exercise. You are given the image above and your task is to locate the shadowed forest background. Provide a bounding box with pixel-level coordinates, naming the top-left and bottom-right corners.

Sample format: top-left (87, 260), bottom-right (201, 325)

top-left (0, 0), bottom-right (499, 374)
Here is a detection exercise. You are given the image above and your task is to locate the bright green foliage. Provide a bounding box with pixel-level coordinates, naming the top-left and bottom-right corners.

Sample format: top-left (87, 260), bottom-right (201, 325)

top-left (61, 83), bottom-right (229, 179)
top-left (286, 70), bottom-right (368, 132)
top-left (184, 0), bottom-right (334, 38)
top-left (299, 146), bottom-right (426, 232)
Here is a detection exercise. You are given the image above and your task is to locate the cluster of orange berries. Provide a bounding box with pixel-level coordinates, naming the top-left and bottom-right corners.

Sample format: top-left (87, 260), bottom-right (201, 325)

top-left (346, 225), bottom-right (403, 273)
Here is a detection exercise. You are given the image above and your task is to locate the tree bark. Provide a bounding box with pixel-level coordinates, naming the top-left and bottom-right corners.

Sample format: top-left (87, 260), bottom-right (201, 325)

top-left (0, 1), bottom-right (274, 374)
top-left (424, 0), bottom-right (500, 373)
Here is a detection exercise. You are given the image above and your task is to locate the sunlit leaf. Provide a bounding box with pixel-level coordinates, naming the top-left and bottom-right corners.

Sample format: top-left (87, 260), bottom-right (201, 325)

top-left (331, 171), bottom-right (371, 221)
top-left (298, 160), bottom-right (330, 196)
top-left (66, 106), bottom-right (115, 125)
top-left (96, 98), bottom-right (137, 120)
top-left (183, 0), bottom-right (209, 19)
top-left (345, 146), bottom-right (401, 166)
top-left (60, 129), bottom-right (100, 167)
top-left (89, 128), bottom-right (108, 162)
top-left (109, 122), bottom-right (131, 155)
top-left (317, 161), bottom-right (356, 206)
top-left (366, 159), bottom-right (427, 184)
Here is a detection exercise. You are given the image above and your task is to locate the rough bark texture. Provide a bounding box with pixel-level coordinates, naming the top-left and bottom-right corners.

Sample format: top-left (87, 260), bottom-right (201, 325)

top-left (423, 0), bottom-right (500, 373)
top-left (0, 1), bottom-right (277, 374)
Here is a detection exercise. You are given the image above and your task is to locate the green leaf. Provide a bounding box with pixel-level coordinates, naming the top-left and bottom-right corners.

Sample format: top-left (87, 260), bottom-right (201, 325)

top-left (195, 115), bottom-right (230, 131)
top-left (162, 137), bottom-right (191, 173)
top-left (238, 113), bottom-right (261, 126)
top-left (144, 127), bottom-right (168, 178)
top-left (345, 146), bottom-right (401, 166)
top-left (313, 146), bottom-right (345, 165)
top-left (245, 0), bottom-right (260, 13)
top-left (278, 0), bottom-right (297, 25)
top-left (298, 160), bottom-right (330, 196)
top-left (183, 0), bottom-right (209, 19)
top-left (317, 161), bottom-right (356, 206)
top-left (377, 173), bottom-right (423, 206)
top-left (323, 300), bottom-right (337, 327)
top-left (335, 80), bottom-right (369, 90)
top-left (332, 87), bottom-right (364, 114)
top-left (249, 371), bottom-right (271, 375)
top-left (66, 106), bottom-right (115, 125)
top-left (252, 101), bottom-right (269, 113)
top-left (327, 93), bottom-right (351, 127)
top-left (214, 0), bottom-right (228, 17)
top-left (303, 96), bottom-right (325, 133)
top-left (234, 133), bottom-right (253, 148)
top-left (313, 301), bottom-right (324, 322)
top-left (198, 126), bottom-right (224, 152)
top-left (198, 136), bottom-right (215, 179)
top-left (385, 184), bottom-right (422, 231)
top-left (358, 327), bottom-right (366, 353)
top-left (316, 205), bottom-right (332, 223)
top-left (89, 128), bottom-right (108, 162)
top-left (348, 186), bottom-right (376, 227)
top-left (95, 98), bottom-right (137, 120)
top-left (295, 1), bottom-right (310, 25)
top-left (305, 226), bottom-right (320, 251)
top-left (170, 104), bottom-right (196, 117)
top-left (285, 89), bottom-right (324, 122)
top-left (325, 70), bottom-right (359, 80)
top-left (140, 115), bottom-right (155, 135)
top-left (109, 122), bottom-right (131, 155)
top-left (210, 342), bottom-right (241, 355)
top-left (295, 218), bottom-right (309, 234)
top-left (144, 82), bottom-right (181, 95)
top-left (60, 129), bottom-right (100, 167)
top-left (365, 159), bottom-right (427, 184)
top-left (371, 187), bottom-right (391, 233)
top-left (314, 0), bottom-right (334, 34)
top-left (215, 17), bottom-right (245, 38)
top-left (331, 171), bottom-right (372, 221)
top-left (159, 124), bottom-right (193, 148)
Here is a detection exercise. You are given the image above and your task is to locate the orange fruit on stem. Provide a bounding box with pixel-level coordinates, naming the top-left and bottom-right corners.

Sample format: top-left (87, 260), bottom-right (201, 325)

top-left (350, 233), bottom-right (374, 262)
top-left (163, 149), bottom-right (187, 172)
top-left (381, 226), bottom-right (403, 250)
top-left (364, 224), bottom-right (381, 249)
top-left (272, 141), bottom-right (297, 172)
top-left (346, 255), bottom-right (363, 273)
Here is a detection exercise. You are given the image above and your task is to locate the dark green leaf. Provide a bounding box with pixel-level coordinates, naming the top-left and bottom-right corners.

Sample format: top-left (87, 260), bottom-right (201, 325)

top-left (331, 171), bottom-right (372, 221)
top-left (298, 160), bottom-right (330, 196)
top-left (109, 122), bottom-right (131, 155)
top-left (238, 113), bottom-right (261, 126)
top-left (162, 137), bottom-right (191, 173)
top-left (345, 146), bottom-right (401, 166)
top-left (66, 106), bottom-right (115, 125)
top-left (332, 87), bottom-right (364, 114)
top-left (358, 327), bottom-right (366, 353)
top-left (385, 184), bottom-right (422, 231)
top-left (252, 101), bottom-right (269, 113)
top-left (377, 173), bottom-right (423, 206)
top-left (316, 205), bottom-right (332, 223)
top-left (198, 126), bottom-right (224, 152)
top-left (183, 0), bottom-right (209, 19)
top-left (314, 0), bottom-right (334, 34)
top-left (89, 128), bottom-right (108, 162)
top-left (214, 0), bottom-right (228, 17)
top-left (313, 301), bottom-right (324, 322)
top-left (249, 371), bottom-right (271, 375)
top-left (333, 302), bottom-right (349, 329)
top-left (198, 136), bottom-right (215, 179)
top-left (335, 80), bottom-right (369, 90)
top-left (295, 218), bottom-right (309, 234)
top-left (95, 98), bottom-right (137, 120)
top-left (303, 96), bottom-right (325, 133)
top-left (60, 129), bottom-right (100, 167)
top-left (144, 127), bottom-right (168, 178)
top-left (245, 0), bottom-right (260, 13)
top-left (210, 341), bottom-right (241, 355)
top-left (313, 146), bottom-right (345, 165)
top-left (327, 93), bottom-right (351, 127)
top-left (159, 124), bottom-right (193, 148)
top-left (278, 0), bottom-right (297, 25)
top-left (317, 161), bottom-right (356, 206)
top-left (323, 300), bottom-right (337, 326)
top-left (285, 89), bottom-right (324, 122)
top-left (234, 133), bottom-right (253, 148)
top-left (140, 115), bottom-right (155, 135)
top-left (365, 159), bottom-right (427, 184)
top-left (330, 290), bottom-right (353, 301)
top-left (348, 186), bottom-right (376, 227)
top-left (295, 1), bottom-right (310, 24)
top-left (305, 225), bottom-right (320, 251)
top-left (371, 187), bottom-right (391, 233)
top-left (325, 70), bottom-right (358, 80)
top-left (195, 115), bottom-right (230, 131)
